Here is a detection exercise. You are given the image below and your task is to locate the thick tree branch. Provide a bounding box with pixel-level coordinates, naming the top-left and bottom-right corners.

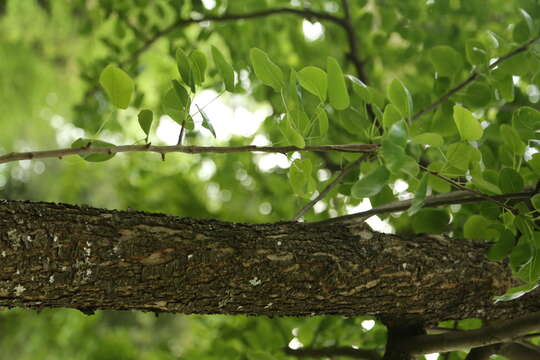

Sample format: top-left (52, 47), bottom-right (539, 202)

top-left (283, 346), bottom-right (381, 360)
top-left (399, 312), bottom-right (540, 354)
top-left (0, 199), bottom-right (529, 321)
top-left (292, 154), bottom-right (371, 221)
top-left (316, 187), bottom-right (533, 225)
top-left (0, 143), bottom-right (378, 165)
top-left (412, 35), bottom-right (540, 121)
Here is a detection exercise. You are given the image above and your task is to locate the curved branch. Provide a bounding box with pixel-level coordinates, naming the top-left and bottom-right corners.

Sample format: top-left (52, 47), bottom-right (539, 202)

top-left (317, 187), bottom-right (533, 225)
top-left (399, 312), bottom-right (540, 355)
top-left (283, 346), bottom-right (381, 360)
top-left (412, 36), bottom-right (540, 121)
top-left (121, 7), bottom-right (346, 68)
top-left (0, 143), bottom-right (378, 165)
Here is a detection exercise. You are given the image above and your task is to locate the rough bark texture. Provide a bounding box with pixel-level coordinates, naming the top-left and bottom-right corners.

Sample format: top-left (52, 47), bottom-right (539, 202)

top-left (0, 200), bottom-right (538, 323)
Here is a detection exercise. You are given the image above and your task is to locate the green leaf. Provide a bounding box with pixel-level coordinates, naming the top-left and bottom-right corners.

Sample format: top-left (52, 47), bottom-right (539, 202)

top-left (351, 166), bottom-right (390, 198)
top-left (176, 48), bottom-right (194, 91)
top-left (137, 109), bottom-right (153, 142)
top-left (499, 168), bottom-right (524, 193)
top-left (189, 49), bottom-right (207, 85)
top-left (347, 75), bottom-right (373, 104)
top-left (494, 282), bottom-right (539, 302)
top-left (500, 124), bottom-right (526, 156)
top-left (249, 48), bottom-right (284, 92)
top-left (162, 88), bottom-right (193, 129)
top-left (171, 80), bottom-right (191, 108)
top-left (297, 66), bottom-right (327, 101)
top-left (211, 45), bottom-right (235, 91)
top-left (327, 57), bottom-right (350, 110)
top-left (512, 106), bottom-right (540, 141)
top-left (279, 117), bottom-right (305, 148)
top-left (453, 105), bottom-right (483, 141)
top-left (315, 107), bottom-right (329, 136)
top-left (383, 104), bottom-right (402, 129)
top-left (529, 153), bottom-right (540, 175)
top-left (532, 194), bottom-right (540, 210)
top-left (411, 133), bottom-right (444, 147)
top-left (387, 120), bottom-right (408, 148)
top-left (465, 83), bottom-right (492, 108)
top-left (196, 104), bottom-right (216, 138)
top-left (412, 209), bottom-right (450, 234)
top-left (429, 45), bottom-right (463, 77)
top-left (464, 215), bottom-right (498, 240)
top-left (408, 174), bottom-right (428, 215)
top-left (288, 158), bottom-right (313, 198)
top-left (388, 79), bottom-right (413, 119)
top-left (487, 230), bottom-right (515, 261)
top-left (99, 64), bottom-right (134, 109)
top-left (465, 39), bottom-right (488, 66)
top-left (71, 138), bottom-right (116, 162)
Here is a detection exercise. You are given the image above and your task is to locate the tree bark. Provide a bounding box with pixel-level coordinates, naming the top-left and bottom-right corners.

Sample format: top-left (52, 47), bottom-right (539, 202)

top-left (0, 200), bottom-right (538, 322)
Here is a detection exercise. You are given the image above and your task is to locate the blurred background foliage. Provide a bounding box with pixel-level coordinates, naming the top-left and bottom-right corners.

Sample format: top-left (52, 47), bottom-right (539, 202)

top-left (1, 0), bottom-right (540, 358)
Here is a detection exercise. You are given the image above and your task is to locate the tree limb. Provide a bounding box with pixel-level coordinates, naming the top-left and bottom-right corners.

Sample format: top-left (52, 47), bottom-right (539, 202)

top-left (340, 0), bottom-right (367, 83)
top-left (283, 346), bottom-right (381, 360)
top-left (0, 143), bottom-right (378, 165)
top-left (399, 312), bottom-right (540, 354)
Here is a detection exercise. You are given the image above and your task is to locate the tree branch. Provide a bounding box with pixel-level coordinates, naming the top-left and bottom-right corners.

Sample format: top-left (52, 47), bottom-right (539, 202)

top-left (0, 143), bottom-right (378, 165)
top-left (292, 153), bottom-right (371, 221)
top-left (121, 7), bottom-right (346, 69)
top-left (340, 0), bottom-right (368, 83)
top-left (398, 312), bottom-right (540, 355)
top-left (418, 164), bottom-right (516, 213)
top-left (411, 35), bottom-right (540, 121)
top-left (316, 187), bottom-right (533, 225)
top-left (283, 346), bottom-right (381, 360)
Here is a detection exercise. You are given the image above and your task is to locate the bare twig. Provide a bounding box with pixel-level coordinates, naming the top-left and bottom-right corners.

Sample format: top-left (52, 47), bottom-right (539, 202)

top-left (412, 35), bottom-right (540, 121)
top-left (283, 346), bottom-right (381, 360)
top-left (0, 144), bottom-right (379, 165)
top-left (314, 187), bottom-right (533, 225)
top-left (293, 154), bottom-right (371, 221)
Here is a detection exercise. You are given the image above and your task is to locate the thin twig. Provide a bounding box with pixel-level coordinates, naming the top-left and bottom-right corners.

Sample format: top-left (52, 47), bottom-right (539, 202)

top-left (412, 35), bottom-right (540, 121)
top-left (283, 346), bottom-right (381, 360)
top-left (313, 187), bottom-right (533, 225)
top-left (418, 164), bottom-right (516, 213)
top-left (293, 153), bottom-right (370, 221)
top-left (0, 144), bottom-right (379, 165)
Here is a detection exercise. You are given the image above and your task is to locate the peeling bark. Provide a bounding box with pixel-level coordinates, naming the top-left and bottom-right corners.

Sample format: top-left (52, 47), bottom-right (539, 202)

top-left (0, 200), bottom-right (538, 323)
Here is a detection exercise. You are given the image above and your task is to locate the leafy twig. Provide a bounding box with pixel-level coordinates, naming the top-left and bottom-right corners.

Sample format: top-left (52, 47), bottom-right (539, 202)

top-left (293, 153), bottom-right (370, 221)
top-left (0, 144), bottom-right (379, 165)
top-left (315, 187), bottom-right (533, 225)
top-left (412, 35), bottom-right (540, 121)
top-left (418, 164), bottom-right (516, 213)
